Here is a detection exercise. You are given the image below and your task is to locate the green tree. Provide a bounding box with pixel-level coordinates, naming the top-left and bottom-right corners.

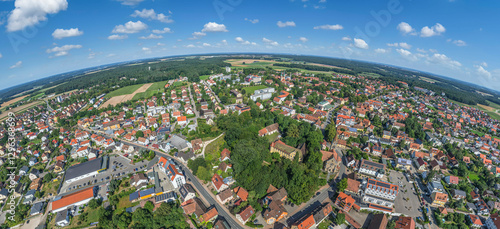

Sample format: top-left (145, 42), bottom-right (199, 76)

top-left (196, 166), bottom-right (211, 181)
top-left (335, 213), bottom-right (345, 225)
top-left (337, 178), bottom-right (348, 192)
top-left (325, 123), bottom-right (337, 142)
top-left (135, 130), bottom-right (144, 139)
top-left (88, 198), bottom-right (102, 209)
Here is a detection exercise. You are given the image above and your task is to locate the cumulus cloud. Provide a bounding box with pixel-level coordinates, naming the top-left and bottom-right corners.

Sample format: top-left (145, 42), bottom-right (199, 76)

top-left (108, 34), bottom-right (128, 40)
top-left (112, 21), bottom-right (147, 34)
top-left (139, 34), bottom-right (163, 39)
top-left (235, 37), bottom-right (256, 45)
top-left (188, 31), bottom-right (206, 40)
top-left (131, 9), bottom-right (173, 23)
top-left (396, 48), bottom-right (417, 61)
top-left (299, 37), bottom-right (308, 43)
top-left (387, 42), bottom-right (411, 49)
top-left (374, 48), bottom-right (388, 54)
top-left (341, 36), bottom-right (351, 41)
top-left (277, 21), bottom-right (296, 28)
top-left (202, 43), bottom-right (211, 47)
top-left (426, 53), bottom-right (461, 69)
top-left (244, 18), bottom-right (259, 24)
top-left (313, 24), bottom-right (343, 30)
top-left (420, 23), bottom-right (446, 37)
top-left (7, 0), bottom-right (68, 32)
top-left (116, 0), bottom-right (144, 6)
top-left (152, 27), bottom-right (172, 34)
top-left (397, 22), bottom-right (416, 35)
top-left (52, 28), bottom-right (83, 39)
top-left (10, 61), bottom-right (22, 69)
top-left (262, 38), bottom-right (279, 46)
top-left (201, 22), bottom-right (228, 32)
top-left (451, 39), bottom-right (467, 46)
top-left (221, 40), bottom-right (228, 45)
top-left (142, 47), bottom-right (151, 53)
top-left (185, 44), bottom-right (195, 48)
top-left (0, 53), bottom-right (2, 59)
top-left (46, 44), bottom-right (82, 57)
top-left (475, 65), bottom-right (492, 79)
top-left (353, 38), bottom-right (368, 49)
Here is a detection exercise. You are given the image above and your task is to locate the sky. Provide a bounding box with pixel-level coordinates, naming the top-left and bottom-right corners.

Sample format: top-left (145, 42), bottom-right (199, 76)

top-left (0, 0), bottom-right (499, 91)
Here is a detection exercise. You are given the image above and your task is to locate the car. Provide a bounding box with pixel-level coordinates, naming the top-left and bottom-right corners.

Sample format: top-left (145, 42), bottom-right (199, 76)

top-left (94, 179), bottom-right (98, 183)
top-left (68, 187), bottom-right (72, 191)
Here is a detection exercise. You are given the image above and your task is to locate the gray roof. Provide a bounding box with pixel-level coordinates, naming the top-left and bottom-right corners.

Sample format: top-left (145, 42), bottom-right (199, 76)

top-left (65, 157), bottom-right (103, 181)
top-left (179, 183), bottom-right (196, 199)
top-left (452, 189), bottom-right (466, 197)
top-left (55, 209), bottom-right (69, 223)
top-left (30, 202), bottom-right (44, 215)
top-left (170, 135), bottom-right (189, 151)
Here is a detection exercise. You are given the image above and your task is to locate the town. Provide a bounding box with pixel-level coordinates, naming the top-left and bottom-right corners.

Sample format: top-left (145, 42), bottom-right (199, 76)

top-left (1, 56), bottom-right (500, 229)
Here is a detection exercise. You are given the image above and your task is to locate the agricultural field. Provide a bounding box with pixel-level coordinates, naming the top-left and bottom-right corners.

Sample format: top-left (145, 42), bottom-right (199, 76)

top-left (453, 100), bottom-right (500, 121)
top-left (132, 81), bottom-right (169, 100)
top-left (100, 83), bottom-right (152, 108)
top-left (242, 85), bottom-right (268, 95)
top-left (419, 76), bottom-right (439, 83)
top-left (225, 58), bottom-right (281, 67)
top-left (0, 95), bottom-right (28, 109)
top-left (0, 100), bottom-right (44, 121)
top-left (104, 84), bottom-right (144, 98)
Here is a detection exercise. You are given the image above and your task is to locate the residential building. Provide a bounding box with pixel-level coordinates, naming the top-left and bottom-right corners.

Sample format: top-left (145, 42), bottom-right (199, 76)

top-left (335, 192), bottom-right (355, 212)
top-left (394, 217), bottom-right (415, 229)
top-left (362, 178), bottom-right (399, 208)
top-left (270, 140), bottom-right (303, 161)
top-left (236, 205), bottom-right (254, 224)
top-left (358, 159), bottom-right (386, 178)
top-left (157, 157), bottom-right (186, 189)
top-left (431, 192), bottom-right (448, 207)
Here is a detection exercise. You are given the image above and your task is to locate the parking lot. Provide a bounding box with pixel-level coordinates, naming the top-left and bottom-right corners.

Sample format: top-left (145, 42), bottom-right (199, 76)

top-left (387, 170), bottom-right (422, 217)
top-left (59, 155), bottom-right (150, 194)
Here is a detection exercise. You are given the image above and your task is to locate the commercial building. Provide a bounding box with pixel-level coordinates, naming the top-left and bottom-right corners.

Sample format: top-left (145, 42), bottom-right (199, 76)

top-left (362, 178), bottom-right (399, 208)
top-left (52, 186), bottom-right (96, 213)
top-left (64, 156), bottom-right (108, 184)
top-left (358, 159), bottom-right (386, 178)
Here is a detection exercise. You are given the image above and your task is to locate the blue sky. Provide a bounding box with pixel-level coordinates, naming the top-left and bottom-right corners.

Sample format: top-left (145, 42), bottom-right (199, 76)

top-left (0, 0), bottom-right (499, 91)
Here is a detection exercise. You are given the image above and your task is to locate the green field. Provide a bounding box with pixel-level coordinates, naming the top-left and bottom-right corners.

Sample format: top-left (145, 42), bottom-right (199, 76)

top-left (105, 84), bottom-right (144, 98)
top-left (132, 81), bottom-right (168, 100)
top-left (243, 85), bottom-right (268, 95)
top-left (200, 75), bottom-right (210, 80)
top-left (469, 173), bottom-right (479, 181)
top-left (453, 100), bottom-right (500, 121)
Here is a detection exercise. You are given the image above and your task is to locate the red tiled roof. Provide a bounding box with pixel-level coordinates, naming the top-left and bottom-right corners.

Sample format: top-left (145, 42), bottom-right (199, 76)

top-left (52, 187), bottom-right (94, 211)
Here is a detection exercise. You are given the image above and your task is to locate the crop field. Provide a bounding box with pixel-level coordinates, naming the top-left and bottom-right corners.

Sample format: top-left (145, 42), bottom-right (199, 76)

top-left (100, 83), bottom-right (152, 108)
top-left (105, 84), bottom-right (144, 98)
top-left (132, 81), bottom-right (168, 100)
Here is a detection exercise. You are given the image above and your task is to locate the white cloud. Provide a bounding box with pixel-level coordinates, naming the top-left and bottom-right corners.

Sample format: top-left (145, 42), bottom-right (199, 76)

top-left (108, 34), bottom-right (128, 40)
top-left (46, 44), bottom-right (82, 57)
top-left (396, 48), bottom-right (417, 61)
top-left (420, 23), bottom-right (446, 37)
top-left (416, 48), bottom-right (427, 53)
top-left (475, 65), bottom-right (492, 79)
top-left (188, 31), bottom-right (206, 40)
top-left (142, 47), bottom-right (151, 53)
top-left (374, 48), bottom-right (388, 54)
top-left (201, 22), bottom-right (228, 32)
top-left (152, 28), bottom-right (172, 34)
top-left (426, 53), bottom-right (461, 69)
top-left (116, 0), bottom-right (144, 6)
top-left (131, 9), bottom-right (173, 23)
top-left (7, 0), bottom-right (68, 32)
top-left (52, 28), bottom-right (83, 39)
top-left (387, 42), bottom-right (411, 49)
top-left (481, 62), bottom-right (488, 67)
top-left (277, 21), bottom-right (296, 28)
top-left (235, 37), bottom-right (256, 45)
top-left (112, 21), bottom-right (147, 34)
top-left (341, 36), bottom-right (351, 41)
top-left (185, 44), bottom-right (195, 48)
top-left (452, 39), bottom-right (467, 46)
top-left (202, 43), bottom-right (211, 47)
top-left (0, 53), bottom-right (2, 58)
top-left (353, 38), bottom-right (368, 49)
top-left (313, 24), bottom-right (343, 30)
top-left (9, 61), bottom-right (22, 69)
top-left (244, 18), bottom-right (259, 24)
top-left (397, 22), bottom-right (416, 35)
top-left (221, 40), bottom-right (228, 45)
top-left (263, 37), bottom-right (279, 46)
top-left (139, 34), bottom-right (163, 39)
top-left (299, 37), bottom-right (308, 43)
top-left (157, 42), bottom-right (165, 46)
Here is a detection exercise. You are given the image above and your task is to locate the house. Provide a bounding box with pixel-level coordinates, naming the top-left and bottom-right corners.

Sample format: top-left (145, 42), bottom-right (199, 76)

top-left (345, 178), bottom-right (360, 195)
top-left (263, 200), bottom-right (288, 224)
top-left (312, 203), bottom-right (333, 227)
top-left (358, 159), bottom-right (386, 178)
top-left (233, 186), bottom-right (249, 201)
top-left (55, 209), bottom-right (70, 227)
top-left (19, 166), bottom-right (29, 176)
top-left (488, 201), bottom-right (500, 211)
top-left (157, 157), bottom-right (186, 189)
top-left (179, 184), bottom-right (197, 202)
top-left (264, 187), bottom-right (288, 205)
top-left (291, 214), bottom-right (315, 229)
top-left (30, 178), bottom-right (42, 190)
top-left (236, 205), bottom-right (255, 224)
top-left (0, 189), bottom-right (9, 202)
top-left (485, 213), bottom-right (500, 229)
top-left (396, 158), bottom-right (412, 170)
top-left (394, 217), bottom-right (415, 229)
top-left (211, 174), bottom-right (228, 192)
top-left (270, 140), bottom-right (303, 161)
top-left (177, 116), bottom-right (187, 126)
top-left (138, 137), bottom-right (149, 146)
top-left (258, 123), bottom-right (279, 137)
top-left (23, 189), bottom-right (36, 204)
top-left (181, 198), bottom-right (207, 217)
top-left (444, 175), bottom-right (459, 185)
top-left (414, 157), bottom-right (426, 171)
top-left (451, 189), bottom-right (466, 200)
top-left (476, 199), bottom-right (490, 215)
top-left (29, 169), bottom-right (40, 181)
top-left (216, 188), bottom-right (233, 204)
top-left (468, 214), bottom-right (483, 228)
top-left (335, 192), bottom-right (356, 212)
top-left (131, 173), bottom-right (148, 189)
top-left (430, 192), bottom-right (448, 207)
top-left (220, 148), bottom-right (230, 161)
top-left (200, 207), bottom-right (219, 223)
top-left (30, 201), bottom-right (45, 216)
top-left (368, 214), bottom-right (388, 229)
top-left (427, 181), bottom-right (445, 193)
top-left (51, 186), bottom-right (96, 213)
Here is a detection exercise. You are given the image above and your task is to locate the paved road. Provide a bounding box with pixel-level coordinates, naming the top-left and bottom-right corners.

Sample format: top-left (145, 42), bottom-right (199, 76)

top-left (79, 127), bottom-right (245, 229)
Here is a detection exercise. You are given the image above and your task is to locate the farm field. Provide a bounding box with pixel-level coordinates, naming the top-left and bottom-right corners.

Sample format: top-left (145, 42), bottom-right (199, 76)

top-left (132, 81), bottom-right (168, 100)
top-left (453, 100), bottom-right (500, 121)
top-left (104, 84), bottom-right (144, 98)
top-left (0, 100), bottom-right (44, 121)
top-left (100, 83), bottom-right (152, 108)
top-left (225, 59), bottom-right (281, 67)
top-left (0, 95), bottom-right (28, 109)
top-left (243, 85), bottom-right (268, 95)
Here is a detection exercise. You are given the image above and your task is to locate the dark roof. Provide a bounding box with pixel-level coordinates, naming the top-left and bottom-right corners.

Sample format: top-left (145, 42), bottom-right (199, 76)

top-left (55, 209), bottom-right (69, 223)
top-left (30, 202), bottom-right (44, 215)
top-left (64, 157), bottom-right (103, 181)
top-left (368, 214), bottom-right (388, 229)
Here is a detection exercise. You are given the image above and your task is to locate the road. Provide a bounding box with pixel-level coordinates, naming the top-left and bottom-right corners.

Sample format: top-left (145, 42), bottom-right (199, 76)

top-left (78, 126), bottom-right (246, 229)
top-left (187, 85), bottom-right (200, 127)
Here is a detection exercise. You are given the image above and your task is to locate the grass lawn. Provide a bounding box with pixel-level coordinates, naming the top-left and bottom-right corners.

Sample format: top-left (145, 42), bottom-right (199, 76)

top-left (469, 173), bottom-right (480, 181)
top-left (105, 84), bottom-right (144, 98)
top-left (205, 134), bottom-right (226, 162)
top-left (265, 132), bottom-right (279, 143)
top-left (200, 75), bottom-right (210, 80)
top-left (173, 81), bottom-right (187, 87)
top-left (243, 85), bottom-right (268, 95)
top-left (42, 180), bottom-right (59, 198)
top-left (132, 81), bottom-right (168, 100)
